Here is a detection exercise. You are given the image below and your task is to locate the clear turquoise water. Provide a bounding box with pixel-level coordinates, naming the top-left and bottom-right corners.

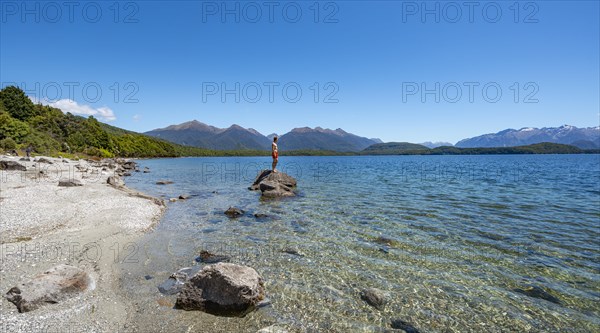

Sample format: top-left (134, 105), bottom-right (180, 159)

top-left (121, 155), bottom-right (600, 332)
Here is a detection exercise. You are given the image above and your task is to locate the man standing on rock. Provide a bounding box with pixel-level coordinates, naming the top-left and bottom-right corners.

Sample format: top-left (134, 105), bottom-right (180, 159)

top-left (272, 136), bottom-right (278, 173)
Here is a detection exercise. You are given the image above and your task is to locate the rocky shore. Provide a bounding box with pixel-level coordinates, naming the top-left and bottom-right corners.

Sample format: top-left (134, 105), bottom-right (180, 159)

top-left (0, 155), bottom-right (165, 332)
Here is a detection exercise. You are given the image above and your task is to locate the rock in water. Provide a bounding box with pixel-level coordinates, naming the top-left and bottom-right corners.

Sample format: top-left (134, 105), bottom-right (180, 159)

top-left (259, 181), bottom-right (295, 197)
top-left (225, 207), bottom-right (245, 217)
top-left (58, 178), bottom-right (83, 187)
top-left (121, 161), bottom-right (137, 170)
top-left (0, 161), bottom-right (26, 171)
top-left (360, 288), bottom-right (387, 310)
top-left (390, 319), bottom-right (420, 333)
top-left (175, 263), bottom-right (265, 317)
top-left (5, 264), bottom-right (94, 312)
top-left (195, 250), bottom-right (231, 264)
top-left (513, 285), bottom-right (561, 304)
top-left (257, 325), bottom-right (289, 333)
top-left (158, 266), bottom-right (202, 295)
top-left (249, 170), bottom-right (297, 197)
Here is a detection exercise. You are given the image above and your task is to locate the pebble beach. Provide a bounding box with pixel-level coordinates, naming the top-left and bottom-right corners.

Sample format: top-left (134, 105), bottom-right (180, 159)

top-left (0, 155), bottom-right (165, 332)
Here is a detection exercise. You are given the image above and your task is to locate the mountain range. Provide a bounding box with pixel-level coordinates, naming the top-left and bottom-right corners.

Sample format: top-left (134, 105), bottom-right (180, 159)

top-left (145, 121), bottom-right (382, 152)
top-left (456, 125), bottom-right (600, 149)
top-left (145, 121), bottom-right (272, 151)
top-left (146, 121), bottom-right (600, 152)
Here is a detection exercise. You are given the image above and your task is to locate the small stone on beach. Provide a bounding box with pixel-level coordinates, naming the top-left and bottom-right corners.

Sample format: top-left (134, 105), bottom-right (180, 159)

top-left (58, 178), bottom-right (83, 187)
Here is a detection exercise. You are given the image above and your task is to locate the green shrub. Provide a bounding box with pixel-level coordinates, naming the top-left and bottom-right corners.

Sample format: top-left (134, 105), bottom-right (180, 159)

top-left (0, 137), bottom-right (17, 150)
top-left (0, 113), bottom-right (30, 141)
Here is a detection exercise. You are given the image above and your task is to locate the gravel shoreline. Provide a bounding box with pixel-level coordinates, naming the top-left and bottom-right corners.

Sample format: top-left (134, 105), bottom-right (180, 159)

top-left (0, 156), bottom-right (165, 332)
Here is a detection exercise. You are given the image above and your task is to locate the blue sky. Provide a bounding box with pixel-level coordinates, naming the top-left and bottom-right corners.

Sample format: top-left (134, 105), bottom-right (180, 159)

top-left (1, 1), bottom-right (598, 143)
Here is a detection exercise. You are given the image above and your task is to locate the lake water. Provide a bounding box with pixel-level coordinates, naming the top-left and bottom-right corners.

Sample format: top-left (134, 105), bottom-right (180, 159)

top-left (121, 154), bottom-right (600, 332)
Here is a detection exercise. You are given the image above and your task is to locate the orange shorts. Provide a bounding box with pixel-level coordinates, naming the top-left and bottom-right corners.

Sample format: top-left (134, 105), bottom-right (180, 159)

top-left (272, 151), bottom-right (278, 159)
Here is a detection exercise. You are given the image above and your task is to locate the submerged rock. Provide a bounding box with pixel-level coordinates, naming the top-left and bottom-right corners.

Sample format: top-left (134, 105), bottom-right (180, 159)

top-left (249, 170), bottom-right (297, 197)
top-left (225, 207), bottom-right (245, 217)
top-left (195, 250), bottom-right (231, 264)
top-left (58, 178), bottom-right (83, 187)
top-left (175, 263), bottom-right (265, 317)
top-left (372, 236), bottom-right (400, 248)
top-left (282, 248), bottom-right (303, 256)
top-left (257, 325), bottom-right (289, 333)
top-left (5, 264), bottom-right (94, 312)
top-left (0, 161), bottom-right (26, 171)
top-left (360, 288), bottom-right (387, 310)
top-left (513, 285), bottom-right (561, 304)
top-left (158, 266), bottom-right (202, 295)
top-left (390, 319), bottom-right (420, 333)
top-left (156, 180), bottom-right (174, 185)
top-left (178, 194), bottom-right (190, 200)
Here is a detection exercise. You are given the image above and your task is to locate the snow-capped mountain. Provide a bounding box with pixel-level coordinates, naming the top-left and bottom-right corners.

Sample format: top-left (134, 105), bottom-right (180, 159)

top-left (455, 125), bottom-right (600, 149)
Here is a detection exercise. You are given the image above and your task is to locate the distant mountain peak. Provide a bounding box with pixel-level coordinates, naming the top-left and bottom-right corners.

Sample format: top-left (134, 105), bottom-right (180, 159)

top-left (247, 128), bottom-right (264, 136)
top-left (420, 141), bottom-right (453, 148)
top-left (279, 126), bottom-right (379, 152)
top-left (455, 125), bottom-right (599, 149)
top-left (290, 127), bottom-right (314, 133)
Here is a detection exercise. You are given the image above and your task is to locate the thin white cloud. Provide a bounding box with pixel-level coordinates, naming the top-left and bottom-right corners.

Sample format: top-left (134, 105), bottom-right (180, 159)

top-left (29, 97), bottom-right (116, 122)
top-left (133, 114), bottom-right (141, 122)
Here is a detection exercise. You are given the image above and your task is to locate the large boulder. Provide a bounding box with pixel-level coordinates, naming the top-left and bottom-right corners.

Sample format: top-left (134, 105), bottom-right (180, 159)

top-left (259, 181), bottom-right (295, 197)
top-left (0, 161), bottom-right (26, 171)
top-left (175, 263), bottom-right (265, 317)
top-left (249, 170), bottom-right (297, 197)
top-left (5, 265), bottom-right (94, 312)
top-left (107, 175), bottom-right (125, 187)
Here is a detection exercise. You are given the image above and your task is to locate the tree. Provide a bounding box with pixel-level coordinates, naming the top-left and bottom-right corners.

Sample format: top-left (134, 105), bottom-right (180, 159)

top-left (0, 86), bottom-right (38, 121)
top-left (0, 113), bottom-right (30, 141)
